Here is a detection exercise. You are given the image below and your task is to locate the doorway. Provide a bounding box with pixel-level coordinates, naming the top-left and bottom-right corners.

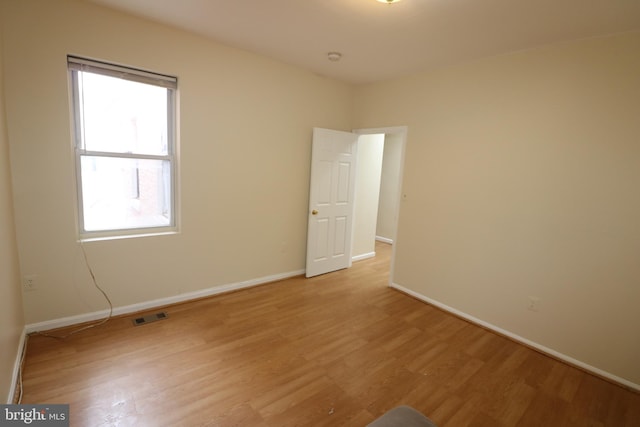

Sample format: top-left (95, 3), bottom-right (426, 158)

top-left (352, 126), bottom-right (407, 285)
top-left (305, 126), bottom-right (406, 280)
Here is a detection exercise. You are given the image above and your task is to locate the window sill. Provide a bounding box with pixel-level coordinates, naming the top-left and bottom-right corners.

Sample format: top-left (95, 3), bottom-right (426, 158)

top-left (79, 229), bottom-right (179, 243)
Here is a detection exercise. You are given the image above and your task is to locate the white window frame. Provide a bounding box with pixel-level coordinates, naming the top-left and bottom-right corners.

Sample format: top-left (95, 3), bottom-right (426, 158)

top-left (68, 56), bottom-right (179, 240)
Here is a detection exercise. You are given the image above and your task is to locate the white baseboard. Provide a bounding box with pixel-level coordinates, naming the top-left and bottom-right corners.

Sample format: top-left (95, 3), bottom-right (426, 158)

top-left (390, 282), bottom-right (640, 393)
top-left (7, 327), bottom-right (27, 404)
top-left (26, 269), bottom-right (305, 334)
top-left (375, 236), bottom-right (393, 244)
top-left (352, 252), bottom-right (376, 262)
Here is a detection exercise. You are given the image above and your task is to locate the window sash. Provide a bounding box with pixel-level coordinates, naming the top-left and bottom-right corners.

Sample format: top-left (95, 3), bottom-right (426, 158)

top-left (77, 155), bottom-right (174, 233)
top-left (77, 150), bottom-right (172, 162)
top-left (70, 71), bottom-right (176, 156)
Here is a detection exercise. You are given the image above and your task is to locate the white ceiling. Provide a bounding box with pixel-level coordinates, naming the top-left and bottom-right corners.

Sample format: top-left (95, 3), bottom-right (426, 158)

top-left (89, 0), bottom-right (640, 84)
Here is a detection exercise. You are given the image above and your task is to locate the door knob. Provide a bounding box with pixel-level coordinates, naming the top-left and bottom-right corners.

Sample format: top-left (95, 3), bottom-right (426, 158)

top-left (312, 210), bottom-right (318, 215)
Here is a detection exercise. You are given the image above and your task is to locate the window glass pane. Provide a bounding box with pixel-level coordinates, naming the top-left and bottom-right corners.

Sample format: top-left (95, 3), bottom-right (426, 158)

top-left (79, 72), bottom-right (169, 156)
top-left (80, 156), bottom-right (171, 232)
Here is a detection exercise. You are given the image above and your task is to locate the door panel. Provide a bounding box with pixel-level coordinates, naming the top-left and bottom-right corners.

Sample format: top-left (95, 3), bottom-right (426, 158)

top-left (317, 161), bottom-right (333, 204)
top-left (337, 162), bottom-right (351, 203)
top-left (306, 128), bottom-right (358, 278)
top-left (315, 218), bottom-right (329, 261)
top-left (334, 216), bottom-right (347, 256)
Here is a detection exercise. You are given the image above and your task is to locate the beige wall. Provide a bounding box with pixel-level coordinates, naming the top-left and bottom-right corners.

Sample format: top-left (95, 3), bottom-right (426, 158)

top-left (0, 7), bottom-right (26, 403)
top-left (354, 32), bottom-right (640, 385)
top-left (2, 0), bottom-right (353, 324)
top-left (352, 134), bottom-right (384, 258)
top-left (376, 133), bottom-right (403, 242)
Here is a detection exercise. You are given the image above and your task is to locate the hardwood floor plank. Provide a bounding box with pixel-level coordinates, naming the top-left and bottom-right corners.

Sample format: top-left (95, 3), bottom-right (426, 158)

top-left (515, 391), bottom-right (576, 427)
top-left (443, 391), bottom-right (498, 427)
top-left (20, 242), bottom-right (640, 426)
top-left (429, 394), bottom-right (467, 426)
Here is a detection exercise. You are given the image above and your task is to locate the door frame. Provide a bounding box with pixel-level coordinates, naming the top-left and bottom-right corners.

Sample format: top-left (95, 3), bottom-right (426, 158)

top-left (352, 126), bottom-right (408, 287)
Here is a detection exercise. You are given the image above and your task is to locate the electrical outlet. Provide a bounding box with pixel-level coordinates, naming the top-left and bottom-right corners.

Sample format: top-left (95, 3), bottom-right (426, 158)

top-left (527, 296), bottom-right (540, 312)
top-left (23, 275), bottom-right (38, 291)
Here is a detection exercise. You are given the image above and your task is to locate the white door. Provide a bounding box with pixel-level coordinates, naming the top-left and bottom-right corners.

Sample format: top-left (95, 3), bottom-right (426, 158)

top-left (305, 128), bottom-right (358, 278)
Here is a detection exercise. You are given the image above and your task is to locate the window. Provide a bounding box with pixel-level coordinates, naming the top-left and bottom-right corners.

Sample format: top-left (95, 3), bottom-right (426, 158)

top-left (68, 56), bottom-right (178, 238)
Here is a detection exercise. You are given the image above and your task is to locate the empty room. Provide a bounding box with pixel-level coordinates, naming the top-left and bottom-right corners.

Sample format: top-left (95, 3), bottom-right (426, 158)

top-left (1, 0), bottom-right (639, 425)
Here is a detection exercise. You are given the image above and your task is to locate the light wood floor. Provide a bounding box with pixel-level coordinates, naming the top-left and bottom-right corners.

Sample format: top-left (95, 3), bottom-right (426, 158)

top-left (22, 242), bottom-right (640, 426)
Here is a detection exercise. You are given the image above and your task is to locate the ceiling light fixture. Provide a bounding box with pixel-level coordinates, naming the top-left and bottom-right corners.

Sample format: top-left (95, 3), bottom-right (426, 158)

top-left (377, 0), bottom-right (402, 3)
top-left (327, 52), bottom-right (342, 62)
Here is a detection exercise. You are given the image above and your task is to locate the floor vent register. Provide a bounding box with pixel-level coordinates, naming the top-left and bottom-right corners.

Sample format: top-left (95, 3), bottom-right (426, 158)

top-left (132, 311), bottom-right (169, 326)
